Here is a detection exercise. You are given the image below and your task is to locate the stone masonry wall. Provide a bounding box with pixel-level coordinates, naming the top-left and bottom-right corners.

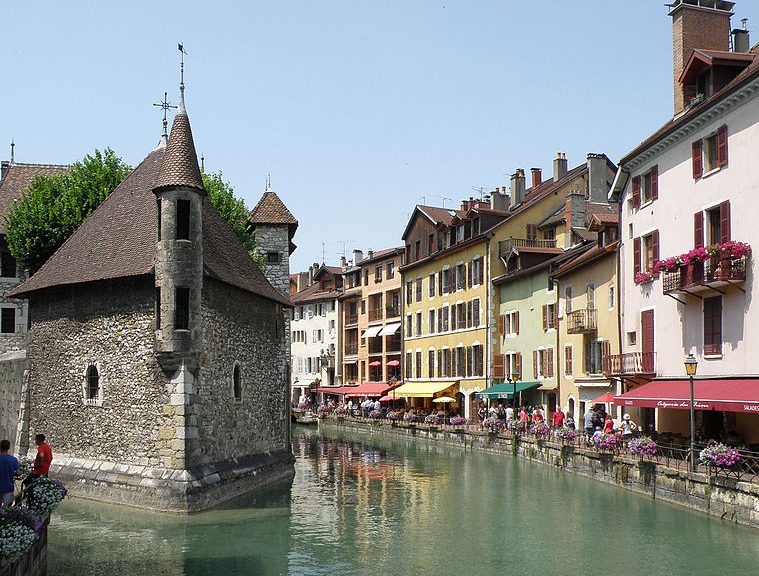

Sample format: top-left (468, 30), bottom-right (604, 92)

top-left (193, 279), bottom-right (290, 468)
top-left (26, 278), bottom-right (171, 466)
top-left (0, 277), bottom-right (28, 353)
top-left (255, 225), bottom-right (290, 296)
top-left (0, 350), bottom-right (25, 449)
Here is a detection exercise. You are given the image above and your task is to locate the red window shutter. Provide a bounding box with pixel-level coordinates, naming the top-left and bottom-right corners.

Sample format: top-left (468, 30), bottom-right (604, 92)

top-left (694, 211), bottom-right (704, 249)
top-left (717, 124), bottom-right (728, 167)
top-left (493, 354), bottom-right (504, 379)
top-left (533, 350), bottom-right (538, 378)
top-left (632, 176), bottom-right (641, 209)
top-left (515, 352), bottom-right (522, 380)
top-left (651, 230), bottom-right (660, 265)
top-left (692, 140), bottom-right (703, 179)
top-left (601, 341), bottom-right (611, 363)
top-left (542, 305), bottom-right (547, 330)
top-left (565, 346), bottom-right (572, 376)
top-left (633, 237), bottom-right (641, 278)
top-left (498, 314), bottom-right (505, 335)
top-left (651, 165), bottom-right (658, 201)
top-left (547, 348), bottom-right (554, 378)
top-left (514, 311), bottom-right (519, 334)
top-left (720, 200), bottom-right (731, 243)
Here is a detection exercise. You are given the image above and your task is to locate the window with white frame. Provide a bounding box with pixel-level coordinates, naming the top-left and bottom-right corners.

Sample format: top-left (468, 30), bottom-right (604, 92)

top-left (406, 314), bottom-right (413, 338)
top-left (415, 311), bottom-right (422, 336)
top-left (428, 309), bottom-right (436, 334)
top-left (504, 311), bottom-right (518, 336)
top-left (441, 305), bottom-right (450, 332)
top-left (608, 286), bottom-right (615, 309)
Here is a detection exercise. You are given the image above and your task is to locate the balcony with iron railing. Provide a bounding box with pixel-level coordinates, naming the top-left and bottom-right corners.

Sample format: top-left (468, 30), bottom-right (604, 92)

top-left (603, 352), bottom-right (655, 376)
top-left (368, 309), bottom-right (383, 322)
top-left (345, 313), bottom-right (358, 326)
top-left (499, 237), bottom-right (557, 257)
top-left (386, 335), bottom-right (402, 352)
top-left (344, 342), bottom-right (358, 356)
top-left (662, 255), bottom-right (747, 295)
top-left (386, 305), bottom-right (400, 318)
top-left (368, 339), bottom-right (383, 355)
top-left (566, 308), bottom-right (597, 334)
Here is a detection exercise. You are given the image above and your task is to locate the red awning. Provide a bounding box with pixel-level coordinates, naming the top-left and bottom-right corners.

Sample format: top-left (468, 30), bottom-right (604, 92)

top-left (344, 382), bottom-right (396, 398)
top-left (313, 386), bottom-right (353, 396)
top-left (591, 393), bottom-right (616, 404)
top-left (614, 378), bottom-right (759, 414)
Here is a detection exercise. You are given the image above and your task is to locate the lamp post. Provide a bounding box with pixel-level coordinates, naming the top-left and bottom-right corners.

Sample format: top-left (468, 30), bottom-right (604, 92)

top-left (684, 354), bottom-right (698, 472)
top-left (507, 372), bottom-right (519, 434)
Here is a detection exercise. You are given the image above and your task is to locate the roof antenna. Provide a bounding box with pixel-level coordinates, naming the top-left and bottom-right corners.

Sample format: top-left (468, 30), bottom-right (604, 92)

top-left (153, 91), bottom-right (177, 149)
top-left (266, 173), bottom-right (272, 192)
top-left (10, 140), bottom-right (14, 164)
top-left (178, 43), bottom-right (188, 113)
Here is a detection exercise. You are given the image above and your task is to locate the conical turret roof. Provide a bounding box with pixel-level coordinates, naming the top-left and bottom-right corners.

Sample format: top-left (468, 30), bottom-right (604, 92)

top-left (153, 109), bottom-right (205, 193)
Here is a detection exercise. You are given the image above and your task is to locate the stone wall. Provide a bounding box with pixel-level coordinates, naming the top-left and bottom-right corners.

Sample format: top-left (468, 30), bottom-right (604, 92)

top-left (323, 418), bottom-right (759, 529)
top-left (255, 225), bottom-right (290, 296)
top-left (0, 350), bottom-right (25, 449)
top-left (25, 277), bottom-right (171, 466)
top-left (0, 276), bottom-right (28, 353)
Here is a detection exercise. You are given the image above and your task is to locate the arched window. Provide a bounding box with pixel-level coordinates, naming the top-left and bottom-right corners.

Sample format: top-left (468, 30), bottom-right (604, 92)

top-left (85, 364), bottom-right (101, 405)
top-left (233, 365), bottom-right (242, 402)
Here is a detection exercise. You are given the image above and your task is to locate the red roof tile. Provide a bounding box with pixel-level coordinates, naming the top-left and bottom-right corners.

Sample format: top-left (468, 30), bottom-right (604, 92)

top-left (249, 191), bottom-right (298, 226)
top-left (152, 112), bottom-right (204, 193)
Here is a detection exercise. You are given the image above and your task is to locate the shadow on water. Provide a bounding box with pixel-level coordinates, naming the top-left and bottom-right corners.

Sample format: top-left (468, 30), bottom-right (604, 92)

top-left (49, 425), bottom-right (759, 576)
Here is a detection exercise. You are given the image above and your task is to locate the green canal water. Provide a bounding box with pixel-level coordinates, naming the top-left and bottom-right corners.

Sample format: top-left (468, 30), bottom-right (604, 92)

top-left (48, 426), bottom-right (758, 576)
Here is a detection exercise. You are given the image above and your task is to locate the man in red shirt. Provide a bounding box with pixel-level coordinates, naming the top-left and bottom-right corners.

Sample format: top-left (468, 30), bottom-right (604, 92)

top-left (24, 434), bottom-right (52, 486)
top-left (552, 409), bottom-right (565, 429)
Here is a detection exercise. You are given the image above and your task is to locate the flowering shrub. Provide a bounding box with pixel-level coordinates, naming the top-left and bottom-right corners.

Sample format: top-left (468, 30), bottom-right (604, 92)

top-left (369, 410), bottom-right (383, 419)
top-left (403, 412), bottom-right (418, 423)
top-left (530, 422), bottom-right (550, 438)
top-left (424, 414), bottom-right (442, 425)
top-left (482, 417), bottom-right (504, 433)
top-left (593, 433), bottom-right (619, 451)
top-left (0, 518), bottom-right (36, 565)
top-left (26, 479), bottom-right (67, 515)
top-left (554, 427), bottom-right (577, 442)
top-left (629, 436), bottom-right (658, 457)
top-left (387, 411), bottom-right (402, 421)
top-left (296, 402), bottom-right (309, 411)
top-left (449, 417), bottom-right (467, 427)
top-left (653, 241), bottom-right (752, 275)
top-left (635, 270), bottom-right (658, 284)
top-left (699, 443), bottom-right (742, 469)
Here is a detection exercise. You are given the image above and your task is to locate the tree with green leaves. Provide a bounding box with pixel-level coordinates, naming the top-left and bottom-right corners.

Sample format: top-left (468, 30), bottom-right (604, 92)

top-left (5, 148), bottom-right (130, 273)
top-left (202, 171), bottom-right (256, 252)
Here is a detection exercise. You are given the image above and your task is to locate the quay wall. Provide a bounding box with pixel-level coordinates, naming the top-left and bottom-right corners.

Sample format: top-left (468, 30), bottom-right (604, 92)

top-left (321, 418), bottom-right (759, 530)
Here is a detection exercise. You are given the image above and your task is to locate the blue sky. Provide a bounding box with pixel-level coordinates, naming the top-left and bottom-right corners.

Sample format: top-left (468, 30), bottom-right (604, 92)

top-left (3, 1), bottom-right (757, 271)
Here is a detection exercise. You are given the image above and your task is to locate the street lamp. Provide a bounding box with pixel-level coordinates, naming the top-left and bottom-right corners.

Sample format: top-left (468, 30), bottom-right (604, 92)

top-left (507, 372), bottom-right (519, 433)
top-left (684, 353), bottom-right (698, 472)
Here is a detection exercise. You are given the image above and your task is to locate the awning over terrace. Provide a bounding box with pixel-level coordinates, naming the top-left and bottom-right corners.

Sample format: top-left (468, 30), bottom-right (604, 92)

top-left (378, 322), bottom-right (402, 336)
top-left (361, 326), bottom-right (383, 338)
top-left (343, 382), bottom-right (397, 398)
top-left (475, 381), bottom-right (540, 399)
top-left (614, 378), bottom-right (759, 414)
top-left (391, 381), bottom-right (455, 398)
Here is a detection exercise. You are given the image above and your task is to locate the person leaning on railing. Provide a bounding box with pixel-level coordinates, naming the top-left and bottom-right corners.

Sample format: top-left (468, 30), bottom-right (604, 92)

top-left (22, 433), bottom-right (53, 487)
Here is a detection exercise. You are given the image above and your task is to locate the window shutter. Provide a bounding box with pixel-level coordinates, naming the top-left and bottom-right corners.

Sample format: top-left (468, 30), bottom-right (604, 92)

top-left (533, 350), bottom-right (538, 378)
top-left (514, 311), bottom-right (519, 334)
top-left (493, 354), bottom-right (505, 379)
top-left (694, 211), bottom-right (704, 249)
top-left (652, 229), bottom-right (660, 264)
top-left (498, 314), bottom-right (505, 335)
top-left (720, 200), bottom-right (731, 243)
top-left (547, 348), bottom-right (554, 378)
top-left (515, 352), bottom-right (522, 380)
top-left (542, 305), bottom-right (547, 330)
top-left (717, 124), bottom-right (728, 167)
top-left (601, 340), bottom-right (611, 363)
top-left (565, 346), bottom-right (573, 376)
top-left (466, 346), bottom-right (473, 377)
top-left (632, 176), bottom-right (641, 209)
top-left (633, 237), bottom-right (641, 278)
top-left (692, 139), bottom-right (703, 179)
top-left (438, 271), bottom-right (443, 295)
top-left (467, 262), bottom-right (472, 288)
top-left (552, 304), bottom-right (558, 329)
top-left (650, 165), bottom-right (658, 201)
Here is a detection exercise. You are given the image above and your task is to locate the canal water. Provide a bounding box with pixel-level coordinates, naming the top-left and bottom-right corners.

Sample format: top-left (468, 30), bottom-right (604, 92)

top-left (48, 426), bottom-right (758, 575)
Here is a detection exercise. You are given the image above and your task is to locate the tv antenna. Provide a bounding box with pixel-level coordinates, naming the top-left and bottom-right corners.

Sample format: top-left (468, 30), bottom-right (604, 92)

top-left (471, 186), bottom-right (487, 201)
top-left (336, 240), bottom-right (355, 259)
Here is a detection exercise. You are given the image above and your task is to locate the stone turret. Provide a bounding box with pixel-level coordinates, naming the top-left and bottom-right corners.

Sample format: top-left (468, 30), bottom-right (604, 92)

top-left (152, 93), bottom-right (205, 373)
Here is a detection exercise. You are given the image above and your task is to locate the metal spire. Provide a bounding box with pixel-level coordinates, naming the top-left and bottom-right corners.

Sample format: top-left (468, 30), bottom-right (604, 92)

top-left (10, 140), bottom-right (14, 164)
top-left (178, 43), bottom-right (187, 113)
top-left (153, 92), bottom-right (177, 149)
top-left (201, 154), bottom-right (205, 172)
top-left (266, 173), bottom-right (273, 192)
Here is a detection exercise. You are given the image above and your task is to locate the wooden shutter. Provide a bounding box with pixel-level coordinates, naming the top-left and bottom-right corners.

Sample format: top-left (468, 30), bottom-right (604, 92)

top-left (651, 230), bottom-right (660, 265)
top-left (515, 352), bottom-right (522, 380)
top-left (552, 304), bottom-right (558, 329)
top-left (650, 165), bottom-right (658, 201)
top-left (720, 201), bottom-right (731, 243)
top-left (493, 353), bottom-right (504, 379)
top-left (633, 237), bottom-right (641, 278)
top-left (632, 176), bottom-right (641, 209)
top-left (692, 139), bottom-right (703, 179)
top-left (533, 350), bottom-right (538, 378)
top-left (498, 314), bottom-right (505, 335)
top-left (694, 211), bottom-right (704, 248)
top-left (601, 340), bottom-right (611, 364)
top-left (565, 346), bottom-right (573, 376)
top-left (467, 262), bottom-right (472, 288)
top-left (466, 346), bottom-right (473, 377)
top-left (547, 348), bottom-right (554, 378)
top-left (717, 124), bottom-right (728, 167)
top-left (542, 305), bottom-right (547, 330)
top-left (437, 350), bottom-right (442, 378)
top-left (514, 311), bottom-right (519, 334)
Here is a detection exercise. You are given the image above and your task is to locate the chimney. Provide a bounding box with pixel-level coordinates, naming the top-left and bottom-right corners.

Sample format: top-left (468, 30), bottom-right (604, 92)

top-left (530, 167), bottom-right (542, 188)
top-left (586, 153), bottom-right (608, 204)
top-left (553, 153), bottom-right (568, 182)
top-left (509, 169), bottom-right (526, 209)
top-left (461, 199), bottom-right (469, 211)
top-left (340, 255), bottom-right (347, 270)
top-left (352, 249), bottom-right (363, 265)
top-left (670, 0), bottom-right (734, 115)
top-left (564, 190), bottom-right (586, 248)
top-left (733, 18), bottom-right (750, 53)
top-left (490, 187), bottom-right (508, 212)
top-left (0, 161), bottom-right (8, 181)
top-left (367, 250), bottom-right (374, 260)
top-left (297, 271), bottom-right (309, 292)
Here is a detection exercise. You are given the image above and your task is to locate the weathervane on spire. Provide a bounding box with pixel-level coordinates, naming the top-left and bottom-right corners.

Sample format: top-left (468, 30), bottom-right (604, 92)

top-left (10, 140), bottom-right (14, 164)
top-left (153, 92), bottom-right (177, 144)
top-left (178, 43), bottom-right (188, 111)
top-left (266, 173), bottom-right (272, 192)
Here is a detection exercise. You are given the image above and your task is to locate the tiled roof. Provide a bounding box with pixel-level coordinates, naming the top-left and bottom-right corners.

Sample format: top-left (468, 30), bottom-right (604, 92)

top-left (360, 247), bottom-right (404, 265)
top-left (290, 282), bottom-right (340, 304)
top-left (8, 148), bottom-right (291, 307)
top-left (249, 191), bottom-right (298, 226)
top-left (152, 112), bottom-right (205, 193)
top-left (553, 241), bottom-right (619, 278)
top-left (621, 46), bottom-right (759, 165)
top-left (0, 163), bottom-right (69, 234)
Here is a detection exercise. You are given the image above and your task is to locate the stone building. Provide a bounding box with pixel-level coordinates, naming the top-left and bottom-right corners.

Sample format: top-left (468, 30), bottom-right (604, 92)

top-left (8, 90), bottom-right (295, 512)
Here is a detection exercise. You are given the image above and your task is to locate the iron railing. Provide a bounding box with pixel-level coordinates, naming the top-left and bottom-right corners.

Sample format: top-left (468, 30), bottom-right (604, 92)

top-left (603, 352), bottom-right (655, 375)
top-left (499, 237), bottom-right (557, 256)
top-left (567, 308), bottom-right (597, 334)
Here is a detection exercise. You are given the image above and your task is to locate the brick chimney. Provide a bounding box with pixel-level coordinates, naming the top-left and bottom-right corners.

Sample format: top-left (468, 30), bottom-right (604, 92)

top-left (553, 153), bottom-right (567, 183)
top-left (530, 167), bottom-right (542, 188)
top-left (670, 0), bottom-right (734, 116)
top-left (564, 189), bottom-right (586, 249)
top-left (509, 169), bottom-right (526, 209)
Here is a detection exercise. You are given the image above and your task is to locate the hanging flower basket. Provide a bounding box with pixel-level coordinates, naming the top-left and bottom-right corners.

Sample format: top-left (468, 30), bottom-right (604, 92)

top-left (629, 436), bottom-right (658, 458)
top-left (699, 443), bottom-right (742, 469)
top-left (554, 427), bottom-right (577, 443)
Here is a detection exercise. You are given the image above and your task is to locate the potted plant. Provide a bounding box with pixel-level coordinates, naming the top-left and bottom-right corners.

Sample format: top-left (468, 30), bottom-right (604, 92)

top-left (699, 442), bottom-right (741, 471)
top-left (629, 436), bottom-right (658, 459)
top-left (554, 426), bottom-right (577, 444)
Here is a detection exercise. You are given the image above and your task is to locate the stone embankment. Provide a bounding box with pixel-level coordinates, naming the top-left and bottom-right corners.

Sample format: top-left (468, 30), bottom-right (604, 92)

top-left (321, 417), bottom-right (759, 530)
